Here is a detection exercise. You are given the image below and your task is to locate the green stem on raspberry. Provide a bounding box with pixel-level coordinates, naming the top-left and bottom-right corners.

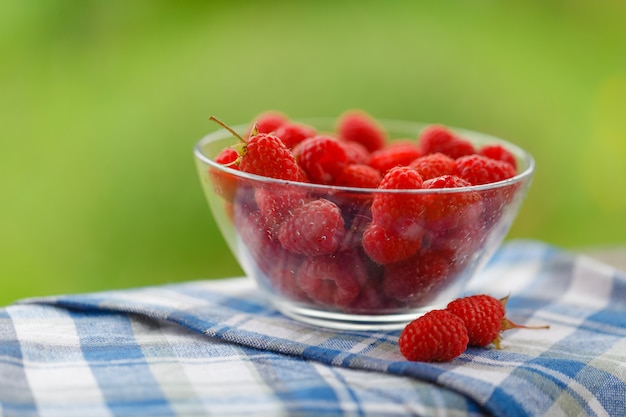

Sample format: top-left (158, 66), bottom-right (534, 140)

top-left (499, 294), bottom-right (511, 308)
top-left (209, 115), bottom-right (248, 162)
top-left (494, 294), bottom-right (549, 350)
top-left (230, 141), bottom-right (247, 159)
top-left (499, 295), bottom-right (550, 332)
top-left (209, 115), bottom-right (246, 143)
top-left (501, 318), bottom-right (550, 332)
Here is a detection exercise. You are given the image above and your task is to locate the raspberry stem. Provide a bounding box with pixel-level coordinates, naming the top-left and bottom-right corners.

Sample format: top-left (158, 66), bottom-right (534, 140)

top-left (499, 295), bottom-right (550, 331)
top-left (501, 318), bottom-right (550, 332)
top-left (492, 294), bottom-right (550, 349)
top-left (209, 115), bottom-right (246, 143)
top-left (209, 115), bottom-right (249, 161)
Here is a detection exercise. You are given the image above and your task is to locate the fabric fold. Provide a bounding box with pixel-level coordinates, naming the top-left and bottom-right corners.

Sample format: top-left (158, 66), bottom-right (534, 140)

top-left (7, 240), bottom-right (626, 417)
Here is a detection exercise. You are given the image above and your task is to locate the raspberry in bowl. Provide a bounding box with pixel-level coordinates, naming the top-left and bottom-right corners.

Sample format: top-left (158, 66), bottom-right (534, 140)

top-left (193, 111), bottom-right (535, 330)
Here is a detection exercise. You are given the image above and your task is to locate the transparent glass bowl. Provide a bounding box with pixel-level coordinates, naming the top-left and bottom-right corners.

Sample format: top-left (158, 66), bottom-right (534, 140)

top-left (194, 119), bottom-right (534, 330)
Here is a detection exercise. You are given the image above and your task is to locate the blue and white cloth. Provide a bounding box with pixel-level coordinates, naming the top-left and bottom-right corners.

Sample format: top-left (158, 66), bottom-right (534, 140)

top-left (1, 240), bottom-right (626, 417)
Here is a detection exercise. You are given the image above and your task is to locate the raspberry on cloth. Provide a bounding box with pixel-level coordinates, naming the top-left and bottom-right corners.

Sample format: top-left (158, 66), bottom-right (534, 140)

top-left (2, 240), bottom-right (626, 416)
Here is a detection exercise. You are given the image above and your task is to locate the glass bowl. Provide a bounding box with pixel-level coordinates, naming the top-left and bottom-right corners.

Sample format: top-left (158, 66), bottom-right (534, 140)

top-left (193, 119), bottom-right (534, 330)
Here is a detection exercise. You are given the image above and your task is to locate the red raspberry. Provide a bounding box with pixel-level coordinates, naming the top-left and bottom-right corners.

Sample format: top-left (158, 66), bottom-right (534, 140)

top-left (251, 111), bottom-right (288, 134)
top-left (278, 198), bottom-right (345, 256)
top-left (348, 286), bottom-right (390, 313)
top-left (335, 164), bottom-right (382, 189)
top-left (234, 205), bottom-right (282, 269)
top-left (210, 147), bottom-right (241, 201)
top-left (421, 175), bottom-right (482, 231)
top-left (425, 220), bottom-right (483, 252)
top-left (233, 198), bottom-right (309, 303)
top-left (239, 133), bottom-right (302, 181)
top-left (346, 273), bottom-right (394, 314)
top-left (295, 164), bottom-right (310, 183)
top-left (424, 222), bottom-right (486, 273)
top-left (409, 152), bottom-right (455, 180)
top-left (423, 173), bottom-right (472, 190)
top-left (254, 186), bottom-right (308, 225)
top-left (337, 110), bottom-right (386, 152)
top-left (446, 294), bottom-right (549, 348)
top-left (266, 258), bottom-right (310, 303)
top-left (368, 141), bottom-right (422, 174)
top-left (382, 250), bottom-right (450, 304)
top-left (274, 122), bottom-right (317, 149)
top-left (454, 154), bottom-right (517, 185)
top-left (418, 125), bottom-right (475, 159)
top-left (214, 146), bottom-right (240, 167)
top-left (346, 282), bottom-right (396, 315)
top-left (376, 165), bottom-right (424, 190)
top-left (296, 250), bottom-right (366, 309)
top-left (341, 141), bottom-right (371, 165)
top-left (362, 222), bottom-right (422, 265)
top-left (480, 180), bottom-right (523, 231)
top-left (399, 309), bottom-right (469, 362)
top-left (337, 210), bottom-right (371, 250)
top-left (293, 135), bottom-right (348, 184)
top-left (370, 166), bottom-right (425, 239)
top-left (479, 144), bottom-right (517, 170)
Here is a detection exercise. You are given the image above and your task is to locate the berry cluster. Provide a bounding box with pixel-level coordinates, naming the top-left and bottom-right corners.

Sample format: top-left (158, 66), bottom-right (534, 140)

top-left (208, 110), bottom-right (521, 314)
top-left (399, 294), bottom-right (549, 362)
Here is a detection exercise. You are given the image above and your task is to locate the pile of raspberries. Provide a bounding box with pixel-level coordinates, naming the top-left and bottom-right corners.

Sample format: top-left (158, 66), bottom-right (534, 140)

top-left (208, 110), bottom-right (521, 316)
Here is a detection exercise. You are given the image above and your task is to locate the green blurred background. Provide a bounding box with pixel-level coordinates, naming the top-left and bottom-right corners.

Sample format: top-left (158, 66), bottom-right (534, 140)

top-left (1, 1), bottom-right (625, 306)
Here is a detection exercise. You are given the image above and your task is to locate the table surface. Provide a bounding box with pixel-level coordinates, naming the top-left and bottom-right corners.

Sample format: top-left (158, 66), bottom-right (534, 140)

top-left (1, 240), bottom-right (626, 417)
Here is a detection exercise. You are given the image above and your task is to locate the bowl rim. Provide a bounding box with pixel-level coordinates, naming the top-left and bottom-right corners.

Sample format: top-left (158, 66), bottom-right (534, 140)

top-left (193, 118), bottom-right (535, 194)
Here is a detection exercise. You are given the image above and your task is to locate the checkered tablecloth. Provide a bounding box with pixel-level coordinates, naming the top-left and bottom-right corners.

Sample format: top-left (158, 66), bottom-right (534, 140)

top-left (1, 240), bottom-right (626, 417)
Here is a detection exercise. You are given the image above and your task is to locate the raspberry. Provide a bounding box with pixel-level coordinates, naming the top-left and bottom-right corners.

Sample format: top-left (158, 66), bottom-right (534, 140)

top-left (479, 144), bottom-right (517, 170)
top-left (209, 116), bottom-right (300, 182)
top-left (370, 166), bottom-right (425, 239)
top-left (409, 152), bottom-right (455, 180)
top-left (335, 164), bottom-right (382, 189)
top-left (337, 210), bottom-right (371, 250)
top-left (346, 270), bottom-right (394, 314)
top-left (362, 222), bottom-right (422, 264)
top-left (337, 110), bottom-right (386, 152)
top-left (423, 173), bottom-right (471, 189)
top-left (252, 111), bottom-right (289, 134)
top-left (266, 259), bottom-right (309, 303)
top-left (418, 125), bottom-right (475, 159)
top-left (293, 135), bottom-right (348, 185)
top-left (421, 175), bottom-right (481, 231)
top-left (368, 141), bottom-right (421, 174)
top-left (376, 165), bottom-right (424, 191)
top-left (278, 198), bottom-right (345, 256)
top-left (454, 154), bottom-right (517, 185)
top-left (398, 309), bottom-right (469, 362)
top-left (422, 173), bottom-right (473, 190)
top-left (214, 146), bottom-right (240, 167)
top-left (423, 224), bottom-right (486, 278)
top-left (382, 250), bottom-right (450, 304)
top-left (239, 133), bottom-right (302, 181)
top-left (425, 221), bottom-right (484, 257)
top-left (341, 141), bottom-right (371, 165)
top-left (296, 250), bottom-right (366, 308)
top-left (274, 122), bottom-right (317, 149)
top-left (254, 186), bottom-right (308, 225)
top-left (446, 294), bottom-right (549, 348)
top-left (210, 147), bottom-right (241, 201)
top-left (234, 205), bottom-right (283, 272)
top-left (348, 283), bottom-right (391, 314)
top-left (295, 164), bottom-right (310, 183)
top-left (233, 192), bottom-right (309, 303)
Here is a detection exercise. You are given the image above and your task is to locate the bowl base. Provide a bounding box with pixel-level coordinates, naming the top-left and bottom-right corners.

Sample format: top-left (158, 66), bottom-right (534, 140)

top-left (270, 298), bottom-right (432, 331)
